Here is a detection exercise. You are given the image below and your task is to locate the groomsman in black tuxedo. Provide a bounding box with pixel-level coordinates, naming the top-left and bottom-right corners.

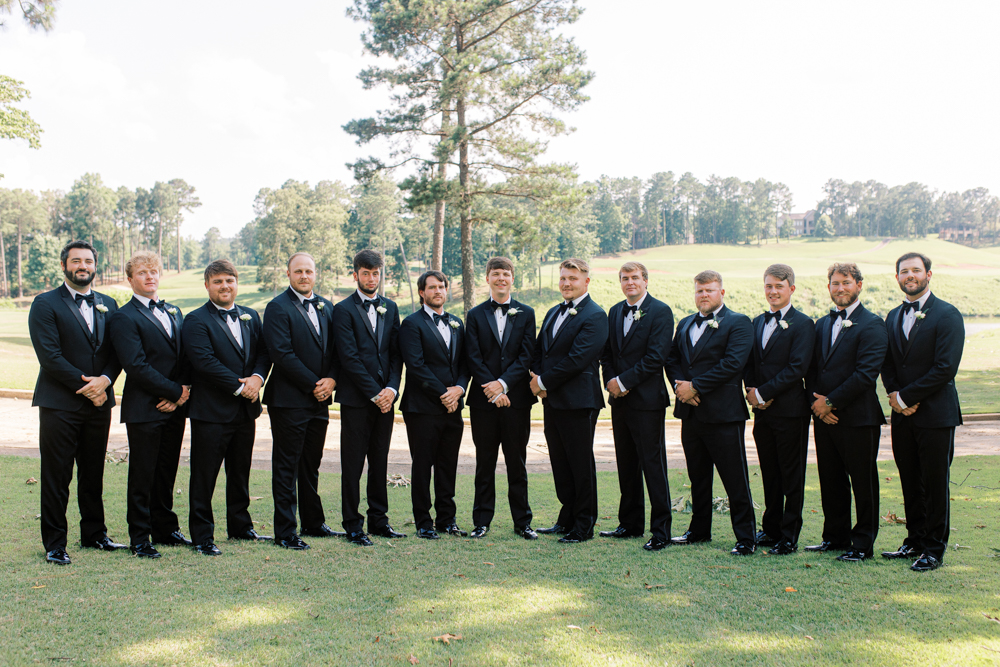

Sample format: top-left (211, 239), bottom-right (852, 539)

top-left (599, 261), bottom-right (674, 551)
top-left (465, 257), bottom-right (538, 540)
top-left (263, 252), bottom-right (340, 551)
top-left (804, 262), bottom-right (888, 562)
top-left (743, 264), bottom-right (814, 555)
top-left (109, 251), bottom-right (192, 559)
top-left (530, 258), bottom-right (609, 544)
top-left (28, 241), bottom-right (125, 565)
top-left (182, 260), bottom-right (273, 556)
top-left (665, 270), bottom-right (756, 555)
top-left (399, 270), bottom-right (470, 539)
top-left (332, 249), bottom-right (405, 547)
top-left (880, 253), bottom-right (964, 572)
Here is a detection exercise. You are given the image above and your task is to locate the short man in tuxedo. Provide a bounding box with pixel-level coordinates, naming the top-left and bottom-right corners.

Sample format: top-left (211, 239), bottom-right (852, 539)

top-left (182, 260), bottom-right (273, 556)
top-left (332, 249), bottom-right (405, 547)
top-left (804, 262), bottom-right (888, 562)
top-left (743, 264), bottom-right (814, 555)
top-left (880, 253), bottom-right (964, 572)
top-left (399, 270), bottom-right (470, 539)
top-left (465, 257), bottom-right (538, 540)
top-left (530, 258), bottom-right (609, 544)
top-left (263, 252), bottom-right (340, 550)
top-left (28, 240), bottom-right (126, 565)
top-left (109, 251), bottom-right (192, 559)
top-left (599, 261), bottom-right (675, 551)
top-left (665, 270), bottom-right (756, 555)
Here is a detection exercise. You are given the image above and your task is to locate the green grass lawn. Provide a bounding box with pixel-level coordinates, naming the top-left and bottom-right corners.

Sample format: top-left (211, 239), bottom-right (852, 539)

top-left (2, 454), bottom-right (999, 666)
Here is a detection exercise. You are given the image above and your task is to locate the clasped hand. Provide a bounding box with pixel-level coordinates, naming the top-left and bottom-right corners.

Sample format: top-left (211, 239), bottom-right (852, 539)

top-left (440, 386), bottom-right (464, 413)
top-left (674, 380), bottom-right (700, 406)
top-left (888, 391), bottom-right (919, 416)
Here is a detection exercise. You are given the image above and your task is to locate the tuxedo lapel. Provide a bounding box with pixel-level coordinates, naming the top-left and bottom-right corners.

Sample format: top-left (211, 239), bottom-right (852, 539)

top-left (59, 286), bottom-right (96, 347)
top-left (888, 308), bottom-right (904, 356)
top-left (421, 310), bottom-right (450, 357)
top-left (484, 303), bottom-right (502, 346)
top-left (824, 308), bottom-right (858, 364)
top-left (208, 303), bottom-right (245, 359)
top-left (613, 303), bottom-right (625, 353)
top-left (500, 304), bottom-right (516, 350)
top-left (376, 303), bottom-right (385, 350)
top-left (621, 304), bottom-right (645, 351)
top-left (94, 295), bottom-right (108, 348)
top-left (289, 290), bottom-right (322, 348)
top-left (449, 319), bottom-right (459, 369)
top-left (237, 309), bottom-right (252, 366)
top-left (690, 311), bottom-right (723, 363)
top-left (761, 309), bottom-right (789, 358)
top-left (353, 293), bottom-right (377, 343)
top-left (902, 293), bottom-right (935, 359)
top-left (134, 297), bottom-right (175, 347)
top-left (678, 316), bottom-right (695, 364)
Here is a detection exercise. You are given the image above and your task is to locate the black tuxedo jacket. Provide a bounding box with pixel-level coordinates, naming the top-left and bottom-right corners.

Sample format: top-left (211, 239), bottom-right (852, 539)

top-left (182, 302), bottom-right (272, 423)
top-left (600, 295), bottom-right (674, 411)
top-left (744, 306), bottom-right (815, 418)
top-left (881, 293), bottom-right (964, 428)
top-left (399, 308), bottom-right (470, 414)
top-left (804, 302), bottom-right (888, 427)
top-left (465, 298), bottom-right (537, 410)
top-left (665, 305), bottom-right (753, 423)
top-left (29, 285), bottom-right (122, 412)
top-left (109, 296), bottom-right (190, 423)
top-left (332, 292), bottom-right (403, 408)
top-left (532, 294), bottom-right (608, 411)
top-left (262, 287), bottom-right (337, 409)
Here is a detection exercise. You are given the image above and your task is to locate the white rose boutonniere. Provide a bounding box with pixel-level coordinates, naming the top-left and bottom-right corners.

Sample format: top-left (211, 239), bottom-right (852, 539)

top-left (915, 311), bottom-right (926, 320)
top-left (95, 304), bottom-right (109, 314)
top-left (166, 306), bottom-right (178, 315)
top-left (842, 320), bottom-right (853, 329)
top-left (449, 319), bottom-right (460, 329)
top-left (376, 305), bottom-right (387, 316)
top-left (707, 320), bottom-right (719, 329)
top-left (316, 301), bottom-right (325, 310)
top-left (507, 307), bottom-right (519, 316)
top-left (634, 309), bottom-right (645, 321)
top-left (778, 319), bottom-right (788, 330)
top-left (239, 313), bottom-right (252, 322)
top-left (568, 307), bottom-right (578, 316)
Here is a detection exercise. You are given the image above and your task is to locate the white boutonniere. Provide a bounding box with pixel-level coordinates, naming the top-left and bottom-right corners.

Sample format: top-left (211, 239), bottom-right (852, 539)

top-left (507, 307), bottom-right (519, 316)
top-left (707, 320), bottom-right (719, 329)
top-left (376, 305), bottom-right (387, 316)
top-left (633, 309), bottom-right (645, 321)
top-left (239, 313), bottom-right (251, 322)
top-left (568, 308), bottom-right (578, 316)
top-left (95, 304), bottom-right (108, 314)
top-left (166, 306), bottom-right (178, 315)
top-left (915, 311), bottom-right (926, 320)
top-left (842, 320), bottom-right (853, 329)
top-left (778, 319), bottom-right (788, 330)
top-left (316, 301), bottom-right (325, 310)
top-left (449, 319), bottom-right (460, 329)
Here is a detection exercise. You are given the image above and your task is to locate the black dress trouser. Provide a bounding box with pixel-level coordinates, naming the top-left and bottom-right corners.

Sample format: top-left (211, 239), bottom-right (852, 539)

top-left (125, 411), bottom-right (186, 545)
top-left (610, 404), bottom-right (672, 540)
top-left (470, 406), bottom-right (533, 529)
top-left (269, 405), bottom-right (329, 540)
top-left (340, 403), bottom-right (395, 533)
top-left (753, 414), bottom-right (810, 545)
top-left (543, 406), bottom-right (600, 537)
top-left (891, 419), bottom-right (954, 561)
top-left (188, 417), bottom-right (256, 545)
top-left (813, 420), bottom-right (881, 551)
top-left (403, 411), bottom-right (464, 530)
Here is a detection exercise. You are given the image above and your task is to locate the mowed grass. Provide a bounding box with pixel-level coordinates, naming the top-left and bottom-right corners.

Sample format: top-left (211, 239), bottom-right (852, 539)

top-left (2, 454), bottom-right (1000, 666)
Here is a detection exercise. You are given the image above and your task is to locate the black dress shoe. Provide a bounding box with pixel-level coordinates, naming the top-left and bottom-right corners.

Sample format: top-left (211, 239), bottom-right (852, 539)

top-left (46, 548), bottom-right (71, 565)
top-left (346, 531), bottom-right (374, 547)
top-left (301, 523), bottom-right (346, 538)
top-left (131, 542), bottom-right (162, 559)
top-left (768, 541), bottom-right (798, 555)
top-left (417, 528), bottom-right (440, 540)
top-left (910, 553), bottom-right (942, 572)
top-left (754, 530), bottom-right (778, 547)
top-left (229, 528), bottom-right (273, 541)
top-left (670, 531), bottom-right (711, 545)
top-left (469, 525), bottom-right (490, 539)
top-left (731, 541), bottom-right (757, 556)
top-left (194, 542), bottom-right (222, 556)
top-left (536, 524), bottom-right (569, 535)
top-left (599, 526), bottom-right (644, 539)
top-left (803, 541), bottom-right (851, 552)
top-left (275, 535), bottom-right (310, 550)
top-left (881, 544), bottom-right (920, 559)
top-left (437, 524), bottom-right (468, 537)
top-left (81, 536), bottom-right (127, 551)
top-left (370, 525), bottom-right (407, 539)
top-left (558, 532), bottom-right (592, 544)
top-left (152, 530), bottom-right (192, 547)
top-left (643, 537), bottom-right (670, 551)
top-left (836, 549), bottom-right (873, 562)
top-left (515, 526), bottom-right (538, 540)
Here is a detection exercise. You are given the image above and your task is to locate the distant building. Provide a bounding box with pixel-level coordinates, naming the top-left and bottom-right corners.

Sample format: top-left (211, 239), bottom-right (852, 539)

top-left (777, 210), bottom-right (817, 236)
top-left (939, 226), bottom-right (979, 243)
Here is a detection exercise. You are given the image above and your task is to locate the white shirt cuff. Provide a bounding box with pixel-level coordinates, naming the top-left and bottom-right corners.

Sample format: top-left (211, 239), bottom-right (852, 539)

top-left (536, 375), bottom-right (546, 391)
top-left (896, 393), bottom-right (908, 409)
top-left (234, 383), bottom-right (244, 396)
top-left (614, 376), bottom-right (627, 392)
top-left (101, 375), bottom-right (112, 387)
top-left (498, 378), bottom-right (508, 393)
top-left (754, 389), bottom-right (765, 405)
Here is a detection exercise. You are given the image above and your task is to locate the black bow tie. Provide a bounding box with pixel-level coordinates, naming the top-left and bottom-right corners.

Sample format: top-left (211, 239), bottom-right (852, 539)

top-left (433, 312), bottom-right (450, 326)
top-left (625, 304), bottom-right (639, 316)
top-left (74, 293), bottom-right (94, 307)
top-left (362, 298), bottom-right (379, 311)
top-left (557, 301), bottom-right (573, 316)
top-left (148, 300), bottom-right (167, 312)
top-left (694, 312), bottom-right (715, 326)
top-left (829, 309), bottom-right (847, 321)
top-left (303, 296), bottom-right (319, 309)
top-left (490, 299), bottom-right (510, 315)
top-left (901, 300), bottom-right (919, 314)
top-left (763, 310), bottom-right (781, 323)
top-left (219, 308), bottom-right (239, 322)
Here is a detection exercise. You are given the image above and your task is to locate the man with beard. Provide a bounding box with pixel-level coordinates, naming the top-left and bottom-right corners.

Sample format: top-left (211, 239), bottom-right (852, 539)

top-left (332, 249), bottom-right (405, 546)
top-left (263, 252), bottom-right (340, 551)
top-left (28, 241), bottom-right (125, 565)
top-left (880, 253), bottom-right (964, 572)
top-left (109, 251), bottom-right (192, 559)
top-left (804, 263), bottom-right (888, 562)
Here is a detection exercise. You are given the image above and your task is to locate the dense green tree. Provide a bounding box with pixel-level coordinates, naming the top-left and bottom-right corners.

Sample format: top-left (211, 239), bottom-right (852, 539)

top-left (169, 178), bottom-right (201, 272)
top-left (24, 232), bottom-right (64, 291)
top-left (814, 213), bottom-right (835, 239)
top-left (201, 226), bottom-right (225, 265)
top-left (0, 188), bottom-right (47, 297)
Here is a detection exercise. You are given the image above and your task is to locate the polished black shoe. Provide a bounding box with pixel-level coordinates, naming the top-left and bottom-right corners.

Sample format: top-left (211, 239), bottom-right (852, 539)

top-left (536, 524), bottom-right (569, 535)
top-left (46, 548), bottom-right (71, 565)
top-left (515, 526), bottom-right (538, 540)
top-left (194, 542), bottom-right (222, 556)
top-left (152, 530), bottom-right (192, 547)
top-left (754, 531), bottom-right (778, 547)
top-left (346, 531), bottom-right (374, 547)
top-left (768, 540), bottom-right (798, 555)
top-left (131, 542), bottom-right (162, 559)
top-left (229, 528), bottom-right (272, 541)
top-left (803, 541), bottom-right (851, 552)
top-left (881, 544), bottom-right (920, 560)
top-left (81, 536), bottom-right (128, 551)
top-left (910, 553), bottom-right (942, 572)
top-left (670, 531), bottom-right (711, 545)
top-left (643, 537), bottom-right (670, 551)
top-left (558, 532), bottom-right (592, 544)
top-left (275, 535), bottom-right (310, 550)
top-left (836, 549), bottom-right (873, 562)
top-left (731, 541), bottom-right (757, 556)
top-left (301, 523), bottom-right (346, 538)
top-left (599, 526), bottom-right (644, 539)
top-left (370, 525), bottom-right (407, 539)
top-left (437, 524), bottom-right (468, 537)
top-left (416, 528), bottom-right (440, 540)
top-left (469, 525), bottom-right (490, 539)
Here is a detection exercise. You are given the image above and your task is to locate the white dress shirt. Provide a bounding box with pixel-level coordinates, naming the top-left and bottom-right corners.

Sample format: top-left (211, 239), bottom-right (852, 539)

top-left (537, 293), bottom-right (588, 392)
top-left (753, 303), bottom-right (792, 406)
top-left (212, 301), bottom-right (244, 347)
top-left (488, 295), bottom-right (512, 397)
top-left (133, 293), bottom-right (173, 337)
top-left (293, 290), bottom-right (321, 334)
top-left (689, 304), bottom-right (724, 347)
top-left (895, 291), bottom-right (932, 409)
top-left (424, 303), bottom-right (451, 349)
top-left (65, 282), bottom-right (94, 332)
top-left (830, 299), bottom-right (861, 345)
top-left (358, 289), bottom-right (379, 332)
top-left (613, 293), bottom-right (648, 393)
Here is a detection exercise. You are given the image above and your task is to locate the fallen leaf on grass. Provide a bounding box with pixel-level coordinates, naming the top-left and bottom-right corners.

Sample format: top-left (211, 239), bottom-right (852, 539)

top-left (308, 612), bottom-right (319, 619)
top-left (483, 562), bottom-right (494, 566)
top-left (453, 573), bottom-right (466, 578)
top-left (25, 477), bottom-right (38, 485)
top-left (804, 563), bottom-right (813, 568)
top-left (885, 477), bottom-right (892, 481)
top-left (409, 655), bottom-right (419, 665)
top-left (785, 587), bottom-right (797, 593)
top-left (249, 496), bottom-right (263, 501)
top-left (805, 635), bottom-right (814, 641)
top-left (31, 585), bottom-right (45, 589)
top-left (566, 625), bottom-right (582, 630)
top-left (984, 614), bottom-right (1000, 625)
top-left (975, 525), bottom-right (986, 529)
top-left (432, 633), bottom-right (462, 644)
top-left (645, 584), bottom-right (666, 590)
top-left (882, 512), bottom-right (906, 524)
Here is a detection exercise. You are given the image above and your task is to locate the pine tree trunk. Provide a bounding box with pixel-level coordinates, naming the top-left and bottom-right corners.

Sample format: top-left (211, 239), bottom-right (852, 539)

top-left (177, 222), bottom-right (182, 272)
top-left (431, 109), bottom-right (450, 271)
top-left (17, 224), bottom-right (24, 298)
top-left (456, 93), bottom-right (475, 316)
top-left (0, 212), bottom-right (7, 297)
top-left (399, 240), bottom-right (415, 314)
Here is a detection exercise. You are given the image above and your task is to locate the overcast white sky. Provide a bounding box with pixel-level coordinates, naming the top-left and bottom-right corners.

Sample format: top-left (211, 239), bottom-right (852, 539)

top-left (1, 0), bottom-right (998, 239)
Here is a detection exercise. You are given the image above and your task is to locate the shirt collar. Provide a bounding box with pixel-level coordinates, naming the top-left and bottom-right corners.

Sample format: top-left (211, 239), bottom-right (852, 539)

top-left (490, 294), bottom-right (512, 305)
top-left (212, 301), bottom-right (237, 311)
top-left (291, 288), bottom-right (314, 304)
top-left (626, 292), bottom-right (648, 309)
top-left (567, 292), bottom-right (589, 308)
top-left (838, 299), bottom-right (862, 318)
top-left (424, 303), bottom-right (445, 319)
top-left (357, 289), bottom-right (378, 303)
top-left (905, 291), bottom-right (932, 310)
top-left (134, 294), bottom-right (154, 307)
top-left (64, 281), bottom-right (92, 298)
top-left (769, 303), bottom-right (791, 318)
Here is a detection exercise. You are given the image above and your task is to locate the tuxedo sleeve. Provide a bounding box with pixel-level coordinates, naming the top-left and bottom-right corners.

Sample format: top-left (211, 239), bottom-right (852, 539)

top-left (182, 314), bottom-right (242, 392)
top-left (618, 305), bottom-right (673, 390)
top-left (250, 313), bottom-right (272, 381)
top-left (664, 321), bottom-right (686, 386)
top-left (98, 302), bottom-right (123, 385)
top-left (28, 296), bottom-right (88, 392)
top-left (464, 309), bottom-right (495, 386)
top-left (880, 312), bottom-right (901, 394)
top-left (755, 317), bottom-right (815, 403)
top-left (498, 308), bottom-right (536, 391)
top-left (897, 308), bottom-right (964, 407)
top-left (599, 310), bottom-right (615, 387)
top-left (827, 318), bottom-right (888, 408)
top-left (691, 316), bottom-right (752, 395)
top-left (332, 303), bottom-right (382, 399)
top-left (263, 300), bottom-right (321, 389)
top-left (399, 316), bottom-right (448, 398)
top-left (388, 307), bottom-right (403, 395)
top-left (538, 310), bottom-right (609, 392)
top-left (109, 310), bottom-right (184, 402)
top-left (455, 323), bottom-right (471, 392)
top-left (324, 306), bottom-right (339, 382)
